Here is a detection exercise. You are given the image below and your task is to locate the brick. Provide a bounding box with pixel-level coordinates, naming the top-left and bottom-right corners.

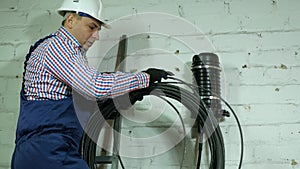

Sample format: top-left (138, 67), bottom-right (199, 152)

top-left (176, 0), bottom-right (229, 16)
top-left (249, 49), bottom-right (300, 67)
top-left (220, 124), bottom-right (300, 167)
top-left (0, 61), bottom-right (23, 77)
top-left (241, 163), bottom-right (297, 169)
top-left (221, 104), bottom-right (300, 125)
top-left (0, 25), bottom-right (58, 44)
top-left (227, 85), bottom-right (300, 105)
top-left (0, 12), bottom-right (27, 27)
top-left (233, 12), bottom-right (300, 32)
top-left (193, 14), bottom-right (244, 34)
top-left (25, 11), bottom-right (61, 34)
top-left (211, 33), bottom-right (262, 52)
top-left (277, 0), bottom-right (300, 13)
top-left (221, 124), bottom-right (281, 145)
top-left (0, 0), bottom-right (18, 11)
top-left (2, 94), bottom-right (20, 112)
top-left (222, 68), bottom-right (242, 89)
top-left (254, 144), bottom-right (300, 164)
top-left (229, 0), bottom-right (278, 15)
top-left (0, 113), bottom-right (17, 131)
top-left (239, 66), bottom-right (300, 85)
top-left (0, 165), bottom-right (10, 169)
top-left (278, 123), bottom-right (300, 145)
top-left (18, 0), bottom-right (61, 11)
top-left (0, 44), bottom-right (14, 61)
top-left (4, 78), bottom-right (22, 96)
top-left (118, 139), bottom-right (198, 168)
top-left (0, 144), bottom-right (14, 166)
top-left (0, 26), bottom-right (40, 43)
top-left (211, 30), bottom-right (300, 52)
top-left (0, 130), bottom-right (16, 146)
top-left (220, 52), bottom-right (249, 69)
top-left (125, 51), bottom-right (196, 80)
top-left (14, 43), bottom-right (31, 61)
top-left (260, 31), bottom-right (300, 51)
top-left (222, 142), bottom-right (253, 164)
top-left (221, 123), bottom-right (300, 156)
top-left (0, 79), bottom-right (6, 94)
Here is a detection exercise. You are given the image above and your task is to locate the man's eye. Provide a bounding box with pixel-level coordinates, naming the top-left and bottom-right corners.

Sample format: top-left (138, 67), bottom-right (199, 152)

top-left (89, 26), bottom-right (95, 30)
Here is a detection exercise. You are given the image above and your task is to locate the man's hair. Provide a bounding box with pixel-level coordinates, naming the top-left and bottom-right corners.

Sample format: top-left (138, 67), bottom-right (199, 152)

top-left (61, 12), bottom-right (82, 26)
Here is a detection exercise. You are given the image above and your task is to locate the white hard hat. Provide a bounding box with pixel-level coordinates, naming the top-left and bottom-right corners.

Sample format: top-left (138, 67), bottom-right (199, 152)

top-left (57, 0), bottom-right (110, 28)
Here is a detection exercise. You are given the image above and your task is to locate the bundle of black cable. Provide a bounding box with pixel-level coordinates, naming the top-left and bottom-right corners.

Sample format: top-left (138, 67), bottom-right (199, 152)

top-left (81, 82), bottom-right (225, 169)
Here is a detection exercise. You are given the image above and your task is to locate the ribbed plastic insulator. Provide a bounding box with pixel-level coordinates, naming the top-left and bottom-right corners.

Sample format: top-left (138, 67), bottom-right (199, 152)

top-left (191, 53), bottom-right (222, 118)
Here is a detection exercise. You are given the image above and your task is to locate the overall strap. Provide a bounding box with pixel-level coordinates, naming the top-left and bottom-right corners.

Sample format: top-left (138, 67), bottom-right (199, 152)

top-left (22, 34), bottom-right (55, 91)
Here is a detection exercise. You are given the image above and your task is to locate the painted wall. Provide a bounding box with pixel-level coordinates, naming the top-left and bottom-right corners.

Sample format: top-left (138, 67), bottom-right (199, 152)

top-left (0, 0), bottom-right (299, 169)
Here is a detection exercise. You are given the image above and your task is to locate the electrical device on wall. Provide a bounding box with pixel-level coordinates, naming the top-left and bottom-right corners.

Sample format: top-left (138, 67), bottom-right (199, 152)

top-left (191, 53), bottom-right (228, 120)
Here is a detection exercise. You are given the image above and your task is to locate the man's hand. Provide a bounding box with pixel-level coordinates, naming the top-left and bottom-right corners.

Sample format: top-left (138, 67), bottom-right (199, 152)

top-left (113, 89), bottom-right (146, 110)
top-left (143, 68), bottom-right (174, 84)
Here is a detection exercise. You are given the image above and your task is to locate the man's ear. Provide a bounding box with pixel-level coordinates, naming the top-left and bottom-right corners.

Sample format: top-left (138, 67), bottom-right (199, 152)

top-left (64, 13), bottom-right (75, 29)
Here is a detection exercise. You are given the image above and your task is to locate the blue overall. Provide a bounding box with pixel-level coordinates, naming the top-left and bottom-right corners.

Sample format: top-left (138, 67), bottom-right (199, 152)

top-left (11, 35), bottom-right (90, 169)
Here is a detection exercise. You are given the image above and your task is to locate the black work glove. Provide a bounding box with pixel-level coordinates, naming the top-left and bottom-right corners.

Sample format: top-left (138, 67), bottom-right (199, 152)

top-left (113, 89), bottom-right (147, 110)
top-left (129, 89), bottom-right (145, 104)
top-left (143, 68), bottom-right (174, 84)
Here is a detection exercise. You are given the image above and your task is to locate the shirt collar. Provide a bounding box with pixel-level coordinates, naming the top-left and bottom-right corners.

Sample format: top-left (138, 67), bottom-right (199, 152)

top-left (56, 26), bottom-right (82, 48)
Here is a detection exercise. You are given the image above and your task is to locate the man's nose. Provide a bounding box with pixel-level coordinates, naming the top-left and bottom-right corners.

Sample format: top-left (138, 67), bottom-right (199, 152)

top-left (92, 30), bottom-right (100, 40)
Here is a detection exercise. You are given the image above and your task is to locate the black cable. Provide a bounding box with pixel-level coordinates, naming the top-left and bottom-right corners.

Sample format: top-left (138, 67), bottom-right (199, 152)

top-left (82, 81), bottom-right (226, 169)
top-left (196, 127), bottom-right (204, 169)
top-left (83, 91), bottom-right (188, 169)
top-left (156, 95), bottom-right (187, 169)
top-left (167, 76), bottom-right (244, 169)
top-left (219, 98), bottom-right (244, 169)
top-left (117, 154), bottom-right (125, 169)
top-left (160, 77), bottom-right (227, 169)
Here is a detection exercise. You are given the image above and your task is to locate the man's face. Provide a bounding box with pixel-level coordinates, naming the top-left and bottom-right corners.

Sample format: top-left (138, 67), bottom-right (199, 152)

top-left (66, 13), bottom-right (101, 46)
top-left (82, 31), bottom-right (99, 51)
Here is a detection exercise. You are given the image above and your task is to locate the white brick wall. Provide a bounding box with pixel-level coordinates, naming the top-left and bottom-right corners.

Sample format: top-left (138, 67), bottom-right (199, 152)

top-left (0, 0), bottom-right (299, 169)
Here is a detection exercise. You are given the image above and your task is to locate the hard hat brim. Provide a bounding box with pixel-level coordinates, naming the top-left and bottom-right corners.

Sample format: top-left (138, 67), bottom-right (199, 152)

top-left (58, 10), bottom-right (111, 29)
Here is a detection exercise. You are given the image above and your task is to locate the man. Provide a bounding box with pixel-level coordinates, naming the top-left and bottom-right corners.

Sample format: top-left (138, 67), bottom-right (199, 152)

top-left (11, 0), bottom-right (172, 168)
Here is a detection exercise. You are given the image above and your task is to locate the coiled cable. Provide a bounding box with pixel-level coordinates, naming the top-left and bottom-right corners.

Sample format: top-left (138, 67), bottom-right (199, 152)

top-left (81, 77), bottom-right (243, 169)
top-left (167, 76), bottom-right (244, 169)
